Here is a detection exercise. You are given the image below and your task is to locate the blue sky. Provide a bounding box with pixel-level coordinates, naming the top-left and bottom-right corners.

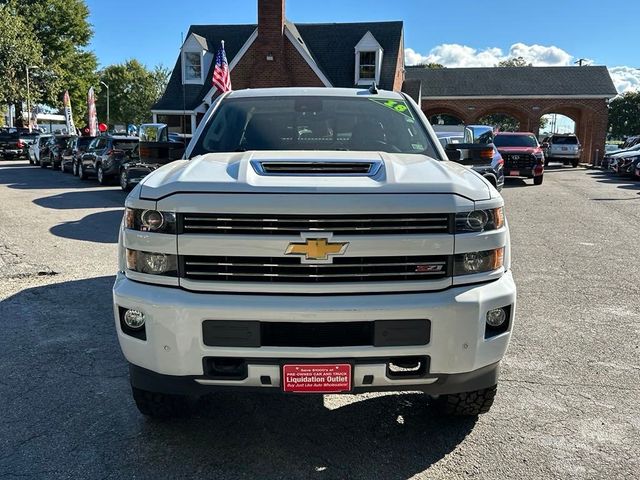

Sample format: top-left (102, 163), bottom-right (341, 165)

top-left (86, 0), bottom-right (640, 92)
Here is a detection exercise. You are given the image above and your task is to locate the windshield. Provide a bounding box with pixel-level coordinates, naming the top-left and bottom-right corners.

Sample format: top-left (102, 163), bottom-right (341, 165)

top-left (191, 96), bottom-right (438, 157)
top-left (493, 134), bottom-right (538, 148)
top-left (552, 136), bottom-right (578, 145)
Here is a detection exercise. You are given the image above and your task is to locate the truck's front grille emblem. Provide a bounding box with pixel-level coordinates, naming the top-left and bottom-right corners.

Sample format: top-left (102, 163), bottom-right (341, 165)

top-left (285, 238), bottom-right (349, 262)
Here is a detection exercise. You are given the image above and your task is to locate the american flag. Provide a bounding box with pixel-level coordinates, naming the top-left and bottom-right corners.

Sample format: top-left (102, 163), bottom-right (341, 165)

top-left (212, 41), bottom-right (231, 93)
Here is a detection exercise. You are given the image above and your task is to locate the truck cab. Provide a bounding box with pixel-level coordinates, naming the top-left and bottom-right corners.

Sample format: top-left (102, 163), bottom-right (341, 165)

top-left (113, 87), bottom-right (517, 418)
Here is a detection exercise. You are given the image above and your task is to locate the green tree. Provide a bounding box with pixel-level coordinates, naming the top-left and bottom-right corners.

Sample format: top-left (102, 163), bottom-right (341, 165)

top-left (496, 56), bottom-right (532, 67)
top-left (608, 91), bottom-right (640, 139)
top-left (0, 0), bottom-right (96, 123)
top-left (477, 114), bottom-right (520, 132)
top-left (417, 63), bottom-right (445, 69)
top-left (0, 2), bottom-right (42, 121)
top-left (96, 60), bottom-right (168, 126)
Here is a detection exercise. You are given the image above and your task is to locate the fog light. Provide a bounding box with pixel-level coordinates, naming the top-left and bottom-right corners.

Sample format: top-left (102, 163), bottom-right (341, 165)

top-left (486, 308), bottom-right (507, 327)
top-left (143, 253), bottom-right (170, 273)
top-left (123, 309), bottom-right (145, 330)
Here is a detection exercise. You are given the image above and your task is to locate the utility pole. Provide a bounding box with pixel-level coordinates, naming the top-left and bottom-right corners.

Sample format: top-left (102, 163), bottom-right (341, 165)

top-left (574, 59), bottom-right (588, 67)
top-left (100, 81), bottom-right (110, 127)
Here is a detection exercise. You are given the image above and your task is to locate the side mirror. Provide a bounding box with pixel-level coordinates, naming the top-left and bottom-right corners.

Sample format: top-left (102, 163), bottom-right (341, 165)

top-left (445, 145), bottom-right (461, 161)
top-left (446, 143), bottom-right (494, 164)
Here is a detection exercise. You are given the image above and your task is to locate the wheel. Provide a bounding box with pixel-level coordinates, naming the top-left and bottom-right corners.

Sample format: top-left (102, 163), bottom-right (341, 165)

top-left (533, 174), bottom-right (544, 185)
top-left (120, 169), bottom-right (132, 192)
top-left (72, 160), bottom-right (79, 176)
top-left (97, 164), bottom-right (109, 185)
top-left (571, 159), bottom-right (579, 168)
top-left (436, 385), bottom-right (497, 416)
top-left (544, 159), bottom-right (549, 167)
top-left (40, 158), bottom-right (47, 168)
top-left (131, 386), bottom-right (192, 419)
top-left (78, 162), bottom-right (88, 180)
top-left (60, 160), bottom-right (66, 173)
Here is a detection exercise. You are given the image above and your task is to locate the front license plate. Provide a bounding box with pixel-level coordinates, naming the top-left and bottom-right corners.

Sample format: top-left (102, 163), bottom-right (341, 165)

top-left (282, 364), bottom-right (351, 393)
top-left (509, 170), bottom-right (520, 176)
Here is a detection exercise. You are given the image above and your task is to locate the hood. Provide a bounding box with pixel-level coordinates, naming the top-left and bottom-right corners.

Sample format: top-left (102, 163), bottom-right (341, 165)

top-left (497, 147), bottom-right (541, 155)
top-left (138, 151), bottom-right (493, 201)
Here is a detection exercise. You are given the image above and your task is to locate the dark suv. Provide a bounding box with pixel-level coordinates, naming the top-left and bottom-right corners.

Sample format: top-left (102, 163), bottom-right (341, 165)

top-left (79, 135), bottom-right (139, 184)
top-left (43, 135), bottom-right (75, 170)
top-left (70, 136), bottom-right (96, 175)
top-left (494, 132), bottom-right (545, 185)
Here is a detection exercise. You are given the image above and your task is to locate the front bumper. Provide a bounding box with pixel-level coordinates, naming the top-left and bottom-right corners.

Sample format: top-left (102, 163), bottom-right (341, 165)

top-left (113, 271), bottom-right (517, 395)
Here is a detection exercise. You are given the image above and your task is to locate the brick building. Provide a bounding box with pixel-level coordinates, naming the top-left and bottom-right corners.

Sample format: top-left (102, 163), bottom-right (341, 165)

top-left (152, 0), bottom-right (405, 134)
top-left (404, 66), bottom-right (618, 164)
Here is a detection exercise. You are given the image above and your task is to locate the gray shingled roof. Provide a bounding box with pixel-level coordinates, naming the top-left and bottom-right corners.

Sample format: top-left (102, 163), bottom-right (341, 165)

top-left (295, 21), bottom-right (403, 90)
top-left (405, 66), bottom-right (617, 98)
top-left (153, 21), bottom-right (404, 112)
top-left (153, 24), bottom-right (257, 111)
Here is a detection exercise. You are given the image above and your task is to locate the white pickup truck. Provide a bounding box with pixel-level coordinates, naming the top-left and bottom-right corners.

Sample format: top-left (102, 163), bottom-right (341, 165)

top-left (113, 87), bottom-right (517, 418)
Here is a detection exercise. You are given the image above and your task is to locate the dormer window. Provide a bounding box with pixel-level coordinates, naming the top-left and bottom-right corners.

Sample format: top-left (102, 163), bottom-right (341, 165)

top-left (359, 52), bottom-right (376, 80)
top-left (183, 52), bottom-right (203, 83)
top-left (354, 32), bottom-right (383, 86)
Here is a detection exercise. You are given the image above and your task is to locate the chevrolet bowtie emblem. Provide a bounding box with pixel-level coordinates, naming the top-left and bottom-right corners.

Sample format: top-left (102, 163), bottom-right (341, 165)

top-left (285, 238), bottom-right (349, 262)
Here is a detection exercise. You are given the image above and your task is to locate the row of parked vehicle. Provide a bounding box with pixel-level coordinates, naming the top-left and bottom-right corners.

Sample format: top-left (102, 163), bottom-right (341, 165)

top-left (21, 126), bottom-right (189, 191)
top-left (601, 136), bottom-right (640, 179)
top-left (437, 128), bottom-right (585, 188)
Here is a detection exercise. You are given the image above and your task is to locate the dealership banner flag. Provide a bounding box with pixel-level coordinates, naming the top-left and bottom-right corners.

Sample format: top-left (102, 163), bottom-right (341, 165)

top-left (63, 90), bottom-right (76, 134)
top-left (87, 87), bottom-right (99, 136)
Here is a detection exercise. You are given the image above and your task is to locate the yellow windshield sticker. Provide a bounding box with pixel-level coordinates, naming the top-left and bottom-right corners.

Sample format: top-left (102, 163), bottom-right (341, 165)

top-left (369, 99), bottom-right (413, 119)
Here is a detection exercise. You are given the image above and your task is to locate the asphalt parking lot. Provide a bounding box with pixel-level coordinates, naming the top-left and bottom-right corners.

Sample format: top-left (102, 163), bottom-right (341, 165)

top-left (0, 160), bottom-right (639, 479)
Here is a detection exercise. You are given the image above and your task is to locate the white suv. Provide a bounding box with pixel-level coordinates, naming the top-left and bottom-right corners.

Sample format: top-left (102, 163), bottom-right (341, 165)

top-left (113, 87), bottom-right (517, 418)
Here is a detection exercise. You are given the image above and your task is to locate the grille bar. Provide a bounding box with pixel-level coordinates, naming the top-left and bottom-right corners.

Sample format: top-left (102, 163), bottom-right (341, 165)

top-left (180, 213), bottom-right (452, 236)
top-left (181, 255), bottom-right (450, 283)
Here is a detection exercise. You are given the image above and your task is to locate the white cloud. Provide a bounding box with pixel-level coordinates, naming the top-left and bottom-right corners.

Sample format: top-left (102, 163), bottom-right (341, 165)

top-left (608, 66), bottom-right (640, 94)
top-left (405, 42), bottom-right (574, 68)
top-left (405, 42), bottom-right (640, 93)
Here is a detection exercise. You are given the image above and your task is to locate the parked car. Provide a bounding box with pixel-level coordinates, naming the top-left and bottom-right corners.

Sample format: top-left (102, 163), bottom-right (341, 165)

top-left (119, 124), bottom-right (186, 191)
top-left (68, 136), bottom-right (96, 175)
top-left (602, 143), bottom-right (640, 171)
top-left (41, 135), bottom-right (75, 170)
top-left (611, 150), bottom-right (640, 176)
top-left (635, 158), bottom-right (640, 180)
top-left (494, 132), bottom-right (545, 185)
top-left (541, 134), bottom-right (582, 167)
top-left (0, 130), bottom-right (24, 160)
top-left (29, 134), bottom-right (52, 166)
top-left (18, 131), bottom-right (39, 159)
top-left (437, 126), bottom-right (504, 191)
top-left (620, 135), bottom-right (640, 150)
top-left (79, 135), bottom-right (139, 184)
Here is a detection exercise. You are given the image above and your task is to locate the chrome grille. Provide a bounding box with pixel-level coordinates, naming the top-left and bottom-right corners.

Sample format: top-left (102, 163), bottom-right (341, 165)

top-left (180, 213), bottom-right (452, 235)
top-left (181, 255), bottom-right (450, 283)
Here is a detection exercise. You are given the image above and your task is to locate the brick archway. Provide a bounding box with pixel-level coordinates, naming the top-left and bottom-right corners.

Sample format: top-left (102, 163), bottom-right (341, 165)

top-left (420, 98), bottom-right (610, 164)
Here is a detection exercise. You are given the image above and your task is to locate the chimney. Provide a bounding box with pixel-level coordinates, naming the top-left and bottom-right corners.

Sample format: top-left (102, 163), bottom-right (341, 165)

top-left (258, 0), bottom-right (285, 41)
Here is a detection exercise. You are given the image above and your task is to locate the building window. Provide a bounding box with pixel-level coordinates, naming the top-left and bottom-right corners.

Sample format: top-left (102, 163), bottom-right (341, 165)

top-left (183, 52), bottom-right (202, 82)
top-left (359, 52), bottom-right (376, 80)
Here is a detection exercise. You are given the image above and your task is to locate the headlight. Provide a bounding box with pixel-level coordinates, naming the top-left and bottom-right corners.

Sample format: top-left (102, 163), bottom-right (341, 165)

top-left (455, 208), bottom-right (504, 233)
top-left (125, 208), bottom-right (176, 234)
top-left (126, 249), bottom-right (178, 276)
top-left (454, 248), bottom-right (504, 275)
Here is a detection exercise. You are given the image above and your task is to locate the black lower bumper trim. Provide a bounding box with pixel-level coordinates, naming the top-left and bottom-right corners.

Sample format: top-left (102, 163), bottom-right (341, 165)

top-left (129, 361), bottom-right (500, 396)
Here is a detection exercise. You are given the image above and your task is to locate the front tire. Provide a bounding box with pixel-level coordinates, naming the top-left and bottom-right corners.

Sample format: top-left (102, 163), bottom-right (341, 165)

top-left (571, 159), bottom-right (579, 168)
top-left (78, 162), bottom-right (88, 180)
top-left (131, 386), bottom-right (192, 419)
top-left (533, 174), bottom-right (544, 185)
top-left (436, 385), bottom-right (497, 416)
top-left (72, 160), bottom-right (79, 176)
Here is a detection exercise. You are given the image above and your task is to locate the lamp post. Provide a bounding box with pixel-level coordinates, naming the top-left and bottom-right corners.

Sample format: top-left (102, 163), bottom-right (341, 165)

top-left (26, 65), bottom-right (39, 132)
top-left (100, 81), bottom-right (110, 128)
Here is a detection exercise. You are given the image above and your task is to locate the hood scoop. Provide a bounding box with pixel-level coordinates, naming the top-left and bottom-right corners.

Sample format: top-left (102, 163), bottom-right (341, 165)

top-left (251, 159), bottom-right (383, 177)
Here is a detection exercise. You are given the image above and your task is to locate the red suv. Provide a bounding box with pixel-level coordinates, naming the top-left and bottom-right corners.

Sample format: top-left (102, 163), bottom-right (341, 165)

top-left (493, 132), bottom-right (545, 185)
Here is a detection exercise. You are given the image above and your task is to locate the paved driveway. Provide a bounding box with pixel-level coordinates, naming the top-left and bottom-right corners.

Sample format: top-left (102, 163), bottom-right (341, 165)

top-left (0, 161), bottom-right (638, 479)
